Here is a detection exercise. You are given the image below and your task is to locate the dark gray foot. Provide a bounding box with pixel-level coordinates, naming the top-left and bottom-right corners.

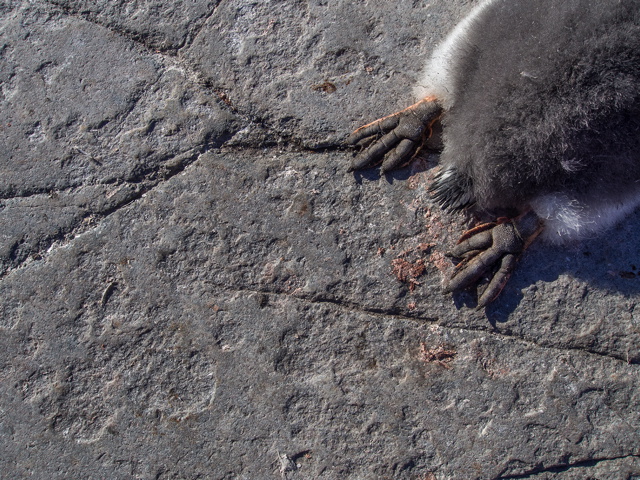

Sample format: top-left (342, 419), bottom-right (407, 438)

top-left (444, 211), bottom-right (544, 307)
top-left (346, 97), bottom-right (442, 172)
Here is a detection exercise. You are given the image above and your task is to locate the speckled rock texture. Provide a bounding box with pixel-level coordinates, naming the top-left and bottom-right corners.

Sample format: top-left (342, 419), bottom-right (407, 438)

top-left (1, 1), bottom-right (639, 479)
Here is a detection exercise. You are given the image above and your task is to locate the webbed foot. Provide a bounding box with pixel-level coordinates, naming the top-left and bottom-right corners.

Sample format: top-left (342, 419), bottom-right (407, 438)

top-left (346, 96), bottom-right (442, 172)
top-left (444, 211), bottom-right (544, 307)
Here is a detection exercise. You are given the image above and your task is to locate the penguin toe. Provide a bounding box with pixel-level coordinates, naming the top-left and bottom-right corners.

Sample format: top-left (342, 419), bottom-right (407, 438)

top-left (477, 254), bottom-right (518, 308)
top-left (346, 97), bottom-right (442, 171)
top-left (444, 211), bottom-right (544, 306)
top-left (380, 138), bottom-right (417, 172)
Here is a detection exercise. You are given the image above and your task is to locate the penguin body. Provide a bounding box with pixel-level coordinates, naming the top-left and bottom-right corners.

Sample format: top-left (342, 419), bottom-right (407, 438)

top-left (347, 0), bottom-right (640, 305)
top-left (423, 0), bottom-right (640, 243)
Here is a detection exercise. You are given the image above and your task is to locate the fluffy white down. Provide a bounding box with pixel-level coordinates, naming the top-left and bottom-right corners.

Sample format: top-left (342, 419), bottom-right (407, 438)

top-left (413, 0), bottom-right (498, 108)
top-left (531, 192), bottom-right (640, 244)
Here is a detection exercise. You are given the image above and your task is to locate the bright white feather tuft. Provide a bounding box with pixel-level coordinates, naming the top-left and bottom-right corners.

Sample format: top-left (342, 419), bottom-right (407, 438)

top-left (413, 0), bottom-right (498, 108)
top-left (532, 192), bottom-right (640, 244)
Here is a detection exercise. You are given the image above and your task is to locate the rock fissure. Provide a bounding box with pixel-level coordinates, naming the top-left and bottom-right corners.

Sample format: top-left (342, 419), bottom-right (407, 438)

top-left (495, 453), bottom-right (640, 479)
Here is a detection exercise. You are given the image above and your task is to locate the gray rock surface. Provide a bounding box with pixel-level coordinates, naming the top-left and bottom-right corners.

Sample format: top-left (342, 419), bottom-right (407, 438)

top-left (1, 0), bottom-right (639, 479)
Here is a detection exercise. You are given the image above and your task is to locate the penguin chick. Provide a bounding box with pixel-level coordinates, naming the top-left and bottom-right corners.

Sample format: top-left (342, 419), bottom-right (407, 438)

top-left (347, 0), bottom-right (640, 307)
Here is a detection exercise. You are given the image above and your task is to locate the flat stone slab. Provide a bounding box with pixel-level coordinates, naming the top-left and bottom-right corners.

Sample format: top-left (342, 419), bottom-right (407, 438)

top-left (1, 1), bottom-right (639, 479)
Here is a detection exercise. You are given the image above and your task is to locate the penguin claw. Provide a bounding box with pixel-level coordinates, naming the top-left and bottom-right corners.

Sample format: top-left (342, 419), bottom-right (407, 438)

top-left (346, 97), bottom-right (442, 171)
top-left (444, 211), bottom-right (544, 307)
